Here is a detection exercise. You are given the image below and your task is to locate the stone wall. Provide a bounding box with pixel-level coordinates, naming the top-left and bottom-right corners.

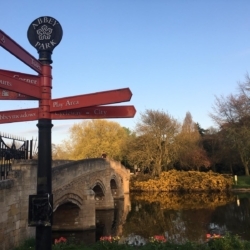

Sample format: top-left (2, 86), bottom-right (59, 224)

top-left (0, 160), bottom-right (37, 250)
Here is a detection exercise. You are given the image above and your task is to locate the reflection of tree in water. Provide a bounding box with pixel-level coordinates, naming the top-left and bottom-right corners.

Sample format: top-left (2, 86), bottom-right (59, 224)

top-left (123, 202), bottom-right (213, 243)
top-left (131, 192), bottom-right (235, 210)
top-left (210, 197), bottom-right (250, 239)
top-left (177, 209), bottom-right (213, 243)
top-left (123, 192), bottom-right (250, 243)
top-left (123, 202), bottom-right (169, 238)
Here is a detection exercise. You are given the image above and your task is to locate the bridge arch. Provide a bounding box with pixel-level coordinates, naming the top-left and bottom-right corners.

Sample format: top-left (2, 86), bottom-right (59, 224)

top-left (110, 176), bottom-right (118, 197)
top-left (110, 175), bottom-right (118, 188)
top-left (53, 193), bottom-right (83, 212)
top-left (53, 202), bottom-right (81, 231)
top-left (51, 158), bottom-right (130, 228)
top-left (92, 181), bottom-right (105, 200)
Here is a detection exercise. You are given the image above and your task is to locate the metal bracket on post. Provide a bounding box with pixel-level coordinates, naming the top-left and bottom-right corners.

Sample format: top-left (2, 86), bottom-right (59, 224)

top-left (28, 194), bottom-right (53, 227)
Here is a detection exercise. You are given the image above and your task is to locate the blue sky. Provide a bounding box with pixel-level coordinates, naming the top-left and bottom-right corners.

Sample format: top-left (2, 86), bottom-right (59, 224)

top-left (1, 0), bottom-right (250, 144)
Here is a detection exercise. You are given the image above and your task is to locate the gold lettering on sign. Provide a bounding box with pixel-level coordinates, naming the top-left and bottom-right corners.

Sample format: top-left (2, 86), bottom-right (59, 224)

top-left (0, 79), bottom-right (12, 87)
top-left (31, 59), bottom-right (41, 70)
top-left (0, 112), bottom-right (36, 120)
top-left (13, 75), bottom-right (37, 85)
top-left (94, 109), bottom-right (107, 115)
top-left (53, 102), bottom-right (63, 108)
top-left (66, 100), bottom-right (79, 106)
top-left (54, 111), bottom-right (81, 116)
top-left (0, 35), bottom-right (5, 43)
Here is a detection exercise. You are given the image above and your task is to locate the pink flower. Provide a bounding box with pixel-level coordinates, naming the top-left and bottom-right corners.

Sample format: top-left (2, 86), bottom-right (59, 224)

top-left (150, 235), bottom-right (167, 243)
top-left (206, 233), bottom-right (223, 241)
top-left (100, 236), bottom-right (120, 243)
top-left (100, 236), bottom-right (112, 242)
top-left (54, 237), bottom-right (67, 244)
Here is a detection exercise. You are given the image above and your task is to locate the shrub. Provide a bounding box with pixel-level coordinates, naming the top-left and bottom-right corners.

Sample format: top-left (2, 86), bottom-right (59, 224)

top-left (131, 170), bottom-right (233, 193)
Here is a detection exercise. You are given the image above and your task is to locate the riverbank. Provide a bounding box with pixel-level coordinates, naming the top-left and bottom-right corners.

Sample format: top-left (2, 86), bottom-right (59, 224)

top-left (232, 175), bottom-right (250, 192)
top-left (231, 188), bottom-right (250, 192)
top-left (13, 234), bottom-right (250, 250)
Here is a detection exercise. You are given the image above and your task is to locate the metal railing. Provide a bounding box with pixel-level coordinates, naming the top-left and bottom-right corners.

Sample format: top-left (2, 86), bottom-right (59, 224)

top-left (0, 133), bottom-right (37, 180)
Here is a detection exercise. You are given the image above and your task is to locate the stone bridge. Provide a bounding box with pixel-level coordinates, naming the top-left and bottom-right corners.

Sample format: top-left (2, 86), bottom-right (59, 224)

top-left (0, 158), bottom-right (131, 250)
top-left (52, 158), bottom-right (130, 230)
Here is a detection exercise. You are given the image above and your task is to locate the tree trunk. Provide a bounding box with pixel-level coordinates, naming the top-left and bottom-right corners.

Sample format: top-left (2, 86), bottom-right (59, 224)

top-left (239, 154), bottom-right (250, 176)
top-left (244, 164), bottom-right (250, 176)
top-left (228, 163), bottom-right (233, 174)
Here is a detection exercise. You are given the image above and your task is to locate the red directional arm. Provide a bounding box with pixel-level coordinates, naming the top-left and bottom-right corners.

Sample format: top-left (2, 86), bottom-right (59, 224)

top-left (0, 30), bottom-right (43, 74)
top-left (50, 88), bottom-right (132, 112)
top-left (51, 105), bottom-right (136, 119)
top-left (0, 108), bottom-right (38, 124)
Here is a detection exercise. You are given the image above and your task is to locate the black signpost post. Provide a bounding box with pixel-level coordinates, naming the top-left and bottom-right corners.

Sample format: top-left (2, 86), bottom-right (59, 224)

top-left (27, 16), bottom-right (63, 250)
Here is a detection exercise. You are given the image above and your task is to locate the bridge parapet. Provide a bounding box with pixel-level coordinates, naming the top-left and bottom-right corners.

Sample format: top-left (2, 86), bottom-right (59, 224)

top-left (52, 158), bottom-right (109, 190)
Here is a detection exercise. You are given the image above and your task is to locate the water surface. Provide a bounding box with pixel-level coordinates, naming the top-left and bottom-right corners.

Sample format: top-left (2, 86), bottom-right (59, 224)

top-left (53, 192), bottom-right (250, 244)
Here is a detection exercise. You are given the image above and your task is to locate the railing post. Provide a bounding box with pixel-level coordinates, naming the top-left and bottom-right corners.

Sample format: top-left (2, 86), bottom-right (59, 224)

top-left (30, 139), bottom-right (33, 159)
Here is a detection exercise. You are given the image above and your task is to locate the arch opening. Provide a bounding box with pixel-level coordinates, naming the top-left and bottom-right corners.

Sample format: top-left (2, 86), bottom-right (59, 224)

top-left (110, 179), bottom-right (118, 196)
top-left (110, 179), bottom-right (117, 189)
top-left (93, 184), bottom-right (105, 200)
top-left (53, 202), bottom-right (81, 230)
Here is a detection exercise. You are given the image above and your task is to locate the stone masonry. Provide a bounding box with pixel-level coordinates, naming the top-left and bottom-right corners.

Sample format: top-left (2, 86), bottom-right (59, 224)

top-left (0, 158), bottom-right (130, 250)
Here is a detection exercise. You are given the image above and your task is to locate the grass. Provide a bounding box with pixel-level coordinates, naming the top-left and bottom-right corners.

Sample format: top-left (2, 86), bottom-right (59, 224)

top-left (232, 175), bottom-right (250, 189)
top-left (13, 238), bottom-right (35, 250)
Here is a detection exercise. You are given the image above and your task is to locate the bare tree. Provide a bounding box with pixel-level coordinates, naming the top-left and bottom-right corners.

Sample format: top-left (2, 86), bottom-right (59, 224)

top-left (210, 78), bottom-right (250, 175)
top-left (128, 109), bottom-right (180, 176)
top-left (176, 112), bottom-right (210, 171)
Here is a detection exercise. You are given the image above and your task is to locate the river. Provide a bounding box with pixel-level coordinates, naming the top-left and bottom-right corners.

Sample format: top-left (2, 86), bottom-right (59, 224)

top-left (52, 191), bottom-right (250, 244)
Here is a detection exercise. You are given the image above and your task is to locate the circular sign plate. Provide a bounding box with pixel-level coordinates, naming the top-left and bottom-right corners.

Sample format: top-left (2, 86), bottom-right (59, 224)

top-left (27, 16), bottom-right (63, 52)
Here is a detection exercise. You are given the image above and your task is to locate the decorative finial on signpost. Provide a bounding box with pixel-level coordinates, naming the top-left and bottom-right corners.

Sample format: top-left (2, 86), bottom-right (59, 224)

top-left (27, 16), bottom-right (63, 64)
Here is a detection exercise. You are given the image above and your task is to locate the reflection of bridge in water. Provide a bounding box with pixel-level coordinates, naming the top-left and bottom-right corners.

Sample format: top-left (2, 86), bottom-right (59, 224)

top-left (53, 194), bottom-right (131, 244)
top-left (0, 158), bottom-right (131, 249)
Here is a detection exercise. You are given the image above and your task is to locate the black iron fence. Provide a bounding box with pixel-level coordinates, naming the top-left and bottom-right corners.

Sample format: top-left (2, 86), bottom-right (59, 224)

top-left (0, 133), bottom-right (37, 180)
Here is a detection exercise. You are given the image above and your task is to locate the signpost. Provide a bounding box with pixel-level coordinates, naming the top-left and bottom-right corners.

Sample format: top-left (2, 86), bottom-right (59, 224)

top-left (51, 105), bottom-right (136, 119)
top-left (0, 70), bottom-right (40, 99)
top-left (0, 73), bottom-right (41, 99)
top-left (50, 88), bottom-right (132, 112)
top-left (0, 105), bottom-right (136, 123)
top-left (0, 108), bottom-right (38, 123)
top-left (0, 30), bottom-right (43, 73)
top-left (0, 88), bottom-right (37, 100)
top-left (0, 69), bottom-right (40, 85)
top-left (0, 16), bottom-right (136, 250)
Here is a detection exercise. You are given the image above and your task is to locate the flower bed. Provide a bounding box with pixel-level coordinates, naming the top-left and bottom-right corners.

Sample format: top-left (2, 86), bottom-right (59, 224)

top-left (13, 233), bottom-right (250, 250)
